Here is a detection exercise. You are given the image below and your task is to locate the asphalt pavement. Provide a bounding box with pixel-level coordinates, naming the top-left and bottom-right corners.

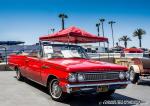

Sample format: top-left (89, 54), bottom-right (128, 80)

top-left (0, 71), bottom-right (150, 106)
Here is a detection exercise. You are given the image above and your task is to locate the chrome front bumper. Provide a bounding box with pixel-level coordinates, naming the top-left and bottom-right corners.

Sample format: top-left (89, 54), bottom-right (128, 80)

top-left (66, 81), bottom-right (130, 93)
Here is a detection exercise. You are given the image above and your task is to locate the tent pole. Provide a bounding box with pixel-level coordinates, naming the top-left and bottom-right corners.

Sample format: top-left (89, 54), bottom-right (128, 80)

top-left (99, 41), bottom-right (101, 61)
top-left (107, 41), bottom-right (110, 59)
top-left (67, 33), bottom-right (70, 46)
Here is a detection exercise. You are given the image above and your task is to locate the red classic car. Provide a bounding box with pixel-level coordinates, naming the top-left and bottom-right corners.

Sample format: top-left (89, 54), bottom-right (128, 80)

top-left (8, 44), bottom-right (130, 101)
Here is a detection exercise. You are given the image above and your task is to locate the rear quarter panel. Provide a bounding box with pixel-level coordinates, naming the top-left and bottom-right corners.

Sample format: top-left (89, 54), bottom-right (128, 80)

top-left (8, 54), bottom-right (27, 72)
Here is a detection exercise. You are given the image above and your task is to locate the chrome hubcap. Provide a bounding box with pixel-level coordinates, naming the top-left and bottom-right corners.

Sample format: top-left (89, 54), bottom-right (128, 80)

top-left (50, 80), bottom-right (62, 99)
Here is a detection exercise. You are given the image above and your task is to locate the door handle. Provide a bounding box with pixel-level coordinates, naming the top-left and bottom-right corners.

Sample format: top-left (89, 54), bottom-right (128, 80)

top-left (41, 65), bottom-right (49, 69)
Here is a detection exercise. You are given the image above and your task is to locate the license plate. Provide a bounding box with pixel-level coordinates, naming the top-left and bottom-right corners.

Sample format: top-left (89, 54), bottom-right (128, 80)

top-left (97, 85), bottom-right (108, 92)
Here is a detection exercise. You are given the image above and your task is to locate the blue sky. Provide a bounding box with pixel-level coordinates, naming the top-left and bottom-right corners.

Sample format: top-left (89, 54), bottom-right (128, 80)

top-left (0, 0), bottom-right (150, 48)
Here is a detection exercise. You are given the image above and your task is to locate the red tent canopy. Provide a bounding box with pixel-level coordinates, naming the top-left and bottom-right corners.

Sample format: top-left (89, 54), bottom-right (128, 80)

top-left (123, 48), bottom-right (144, 53)
top-left (39, 26), bottom-right (108, 43)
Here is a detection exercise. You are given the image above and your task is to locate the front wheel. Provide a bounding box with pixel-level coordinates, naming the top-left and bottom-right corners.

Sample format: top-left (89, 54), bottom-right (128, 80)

top-left (129, 68), bottom-right (139, 84)
top-left (48, 79), bottom-right (68, 101)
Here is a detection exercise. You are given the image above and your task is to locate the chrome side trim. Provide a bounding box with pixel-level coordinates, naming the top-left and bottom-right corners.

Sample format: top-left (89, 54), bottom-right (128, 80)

top-left (26, 77), bottom-right (47, 87)
top-left (67, 81), bottom-right (130, 88)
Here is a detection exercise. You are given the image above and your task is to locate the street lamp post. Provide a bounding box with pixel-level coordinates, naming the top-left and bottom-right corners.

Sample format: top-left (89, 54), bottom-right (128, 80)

top-left (48, 28), bottom-right (55, 34)
top-left (100, 18), bottom-right (105, 47)
top-left (108, 21), bottom-right (116, 47)
top-left (48, 28), bottom-right (50, 34)
top-left (51, 28), bottom-right (55, 33)
top-left (58, 13), bottom-right (68, 30)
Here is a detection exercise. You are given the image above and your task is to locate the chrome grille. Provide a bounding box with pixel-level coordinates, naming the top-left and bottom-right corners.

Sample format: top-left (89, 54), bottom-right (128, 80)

top-left (84, 72), bottom-right (119, 81)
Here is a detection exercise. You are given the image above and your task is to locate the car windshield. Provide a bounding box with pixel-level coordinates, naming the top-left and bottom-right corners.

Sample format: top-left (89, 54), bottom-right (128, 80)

top-left (43, 44), bottom-right (89, 59)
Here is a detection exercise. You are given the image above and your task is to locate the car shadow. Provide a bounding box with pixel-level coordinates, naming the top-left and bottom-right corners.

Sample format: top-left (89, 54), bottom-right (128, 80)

top-left (66, 94), bottom-right (143, 106)
top-left (24, 78), bottom-right (49, 94)
top-left (14, 76), bottom-right (48, 94)
top-left (16, 77), bottom-right (144, 106)
top-left (137, 80), bottom-right (150, 86)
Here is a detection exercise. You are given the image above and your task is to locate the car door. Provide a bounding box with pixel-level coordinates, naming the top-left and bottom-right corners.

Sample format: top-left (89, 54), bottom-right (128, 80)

top-left (26, 56), bottom-right (43, 83)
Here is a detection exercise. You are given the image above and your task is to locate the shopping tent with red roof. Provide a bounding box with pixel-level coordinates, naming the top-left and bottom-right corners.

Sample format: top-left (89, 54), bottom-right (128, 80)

top-left (39, 26), bottom-right (108, 43)
top-left (123, 48), bottom-right (144, 53)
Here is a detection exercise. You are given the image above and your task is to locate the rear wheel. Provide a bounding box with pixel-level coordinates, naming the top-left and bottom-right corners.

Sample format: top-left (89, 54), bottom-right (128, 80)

top-left (48, 79), bottom-right (68, 101)
top-left (16, 68), bottom-right (24, 81)
top-left (129, 67), bottom-right (139, 84)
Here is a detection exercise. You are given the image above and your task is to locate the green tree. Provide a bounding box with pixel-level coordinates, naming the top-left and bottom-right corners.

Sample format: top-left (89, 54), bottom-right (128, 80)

top-left (133, 28), bottom-right (146, 48)
top-left (119, 35), bottom-right (131, 48)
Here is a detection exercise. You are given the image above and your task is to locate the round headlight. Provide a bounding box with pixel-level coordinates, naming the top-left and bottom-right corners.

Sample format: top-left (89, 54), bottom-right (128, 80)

top-left (68, 73), bottom-right (77, 82)
top-left (119, 72), bottom-right (125, 80)
top-left (125, 71), bottom-right (130, 80)
top-left (78, 73), bottom-right (85, 82)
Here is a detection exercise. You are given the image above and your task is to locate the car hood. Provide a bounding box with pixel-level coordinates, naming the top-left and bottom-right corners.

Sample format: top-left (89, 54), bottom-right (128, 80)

top-left (46, 58), bottom-right (127, 72)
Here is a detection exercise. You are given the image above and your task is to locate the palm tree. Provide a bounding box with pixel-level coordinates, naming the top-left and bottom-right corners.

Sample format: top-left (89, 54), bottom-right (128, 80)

top-left (96, 23), bottom-right (100, 36)
top-left (119, 35), bottom-right (131, 48)
top-left (96, 23), bottom-right (101, 47)
top-left (133, 28), bottom-right (146, 48)
top-left (58, 13), bottom-right (68, 30)
top-left (99, 18), bottom-right (105, 47)
top-left (108, 21), bottom-right (116, 47)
